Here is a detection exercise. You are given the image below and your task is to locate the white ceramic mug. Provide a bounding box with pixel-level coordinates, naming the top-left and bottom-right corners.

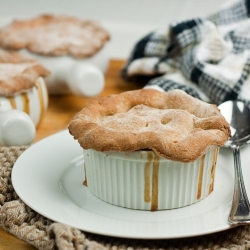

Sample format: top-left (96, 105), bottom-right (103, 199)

top-left (0, 77), bottom-right (48, 146)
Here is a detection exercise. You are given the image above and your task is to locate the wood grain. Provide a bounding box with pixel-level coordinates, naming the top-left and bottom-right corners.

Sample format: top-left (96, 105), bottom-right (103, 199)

top-left (0, 59), bottom-right (142, 250)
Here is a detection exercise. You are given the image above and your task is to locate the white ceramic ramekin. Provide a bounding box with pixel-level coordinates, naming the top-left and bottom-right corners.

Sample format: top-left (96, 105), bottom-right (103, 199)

top-left (83, 147), bottom-right (219, 211)
top-left (21, 45), bottom-right (109, 97)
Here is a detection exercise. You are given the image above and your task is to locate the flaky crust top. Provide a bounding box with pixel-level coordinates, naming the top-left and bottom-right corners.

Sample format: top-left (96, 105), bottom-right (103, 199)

top-left (69, 89), bottom-right (231, 162)
top-left (0, 49), bottom-right (50, 96)
top-left (0, 14), bottom-right (110, 58)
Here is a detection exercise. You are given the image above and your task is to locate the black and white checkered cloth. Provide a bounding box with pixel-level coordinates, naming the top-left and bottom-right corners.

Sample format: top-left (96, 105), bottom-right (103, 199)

top-left (122, 0), bottom-right (250, 107)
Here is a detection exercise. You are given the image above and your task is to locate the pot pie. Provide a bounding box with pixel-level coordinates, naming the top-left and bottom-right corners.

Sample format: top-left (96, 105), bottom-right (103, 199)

top-left (0, 14), bottom-right (110, 58)
top-left (69, 89), bottom-right (231, 210)
top-left (0, 49), bottom-right (50, 126)
top-left (0, 14), bottom-right (110, 97)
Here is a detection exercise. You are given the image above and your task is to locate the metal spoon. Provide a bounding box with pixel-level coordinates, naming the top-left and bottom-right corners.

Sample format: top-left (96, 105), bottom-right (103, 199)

top-left (219, 100), bottom-right (250, 225)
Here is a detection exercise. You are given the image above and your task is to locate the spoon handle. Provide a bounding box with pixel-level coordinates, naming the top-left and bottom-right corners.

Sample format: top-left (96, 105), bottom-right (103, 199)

top-left (229, 146), bottom-right (250, 224)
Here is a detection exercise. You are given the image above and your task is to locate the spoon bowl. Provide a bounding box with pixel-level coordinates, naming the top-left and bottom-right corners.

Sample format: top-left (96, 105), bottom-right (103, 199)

top-left (219, 101), bottom-right (250, 147)
top-left (219, 100), bottom-right (250, 225)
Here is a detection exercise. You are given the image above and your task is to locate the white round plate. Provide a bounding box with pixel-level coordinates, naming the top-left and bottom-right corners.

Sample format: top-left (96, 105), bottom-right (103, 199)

top-left (12, 130), bottom-right (250, 239)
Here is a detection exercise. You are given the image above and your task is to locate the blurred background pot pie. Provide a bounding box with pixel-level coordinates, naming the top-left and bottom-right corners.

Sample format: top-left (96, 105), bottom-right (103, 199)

top-left (0, 14), bottom-right (110, 58)
top-left (0, 49), bottom-right (50, 126)
top-left (69, 89), bottom-right (231, 210)
top-left (0, 14), bottom-right (110, 96)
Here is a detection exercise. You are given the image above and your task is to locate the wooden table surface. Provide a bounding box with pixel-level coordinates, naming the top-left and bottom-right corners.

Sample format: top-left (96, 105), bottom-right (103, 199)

top-left (0, 59), bottom-right (142, 250)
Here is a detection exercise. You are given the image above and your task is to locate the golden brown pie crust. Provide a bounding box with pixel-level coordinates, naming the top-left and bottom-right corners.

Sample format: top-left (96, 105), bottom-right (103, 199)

top-left (69, 89), bottom-right (231, 162)
top-left (0, 14), bottom-right (110, 58)
top-left (0, 49), bottom-right (50, 96)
